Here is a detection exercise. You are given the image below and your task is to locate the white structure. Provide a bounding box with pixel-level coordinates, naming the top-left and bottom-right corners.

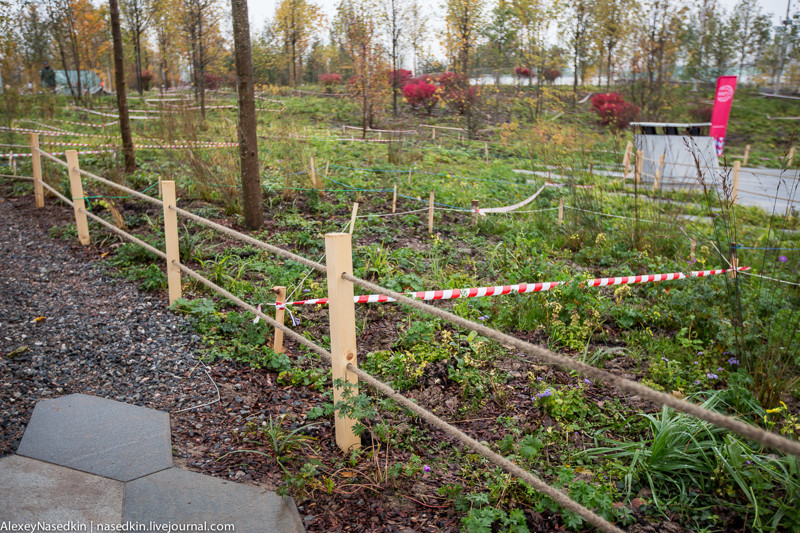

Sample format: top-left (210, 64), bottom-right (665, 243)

top-left (631, 122), bottom-right (719, 187)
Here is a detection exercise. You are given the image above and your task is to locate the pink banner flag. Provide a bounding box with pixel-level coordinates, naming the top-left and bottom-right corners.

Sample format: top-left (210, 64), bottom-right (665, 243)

top-left (710, 76), bottom-right (737, 156)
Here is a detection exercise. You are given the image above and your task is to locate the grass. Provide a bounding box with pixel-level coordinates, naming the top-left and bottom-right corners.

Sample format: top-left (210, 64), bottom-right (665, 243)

top-left (2, 85), bottom-right (799, 531)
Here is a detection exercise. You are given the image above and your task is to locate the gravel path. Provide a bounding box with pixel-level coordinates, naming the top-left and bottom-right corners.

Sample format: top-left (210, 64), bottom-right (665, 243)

top-left (0, 194), bottom-right (213, 457)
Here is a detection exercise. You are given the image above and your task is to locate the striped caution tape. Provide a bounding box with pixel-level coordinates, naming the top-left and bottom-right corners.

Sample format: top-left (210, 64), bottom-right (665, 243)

top-left (264, 266), bottom-right (749, 310)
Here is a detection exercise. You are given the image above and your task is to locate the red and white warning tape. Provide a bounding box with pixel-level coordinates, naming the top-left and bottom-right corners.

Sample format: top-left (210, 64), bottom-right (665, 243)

top-left (262, 266), bottom-right (749, 311)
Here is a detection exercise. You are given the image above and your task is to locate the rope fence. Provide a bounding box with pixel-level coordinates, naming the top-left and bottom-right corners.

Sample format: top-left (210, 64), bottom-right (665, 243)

top-left (6, 135), bottom-right (800, 533)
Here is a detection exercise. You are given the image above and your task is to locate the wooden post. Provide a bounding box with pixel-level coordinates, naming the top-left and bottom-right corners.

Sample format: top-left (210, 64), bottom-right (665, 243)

top-left (324, 161), bottom-right (329, 180)
top-left (484, 142), bottom-right (489, 162)
top-left (654, 153), bottom-right (664, 190)
top-left (66, 150), bottom-right (90, 246)
top-left (729, 243), bottom-right (739, 279)
top-left (432, 128), bottom-right (436, 141)
top-left (408, 166), bottom-right (413, 184)
top-left (634, 150), bottom-right (643, 184)
top-left (471, 200), bottom-right (479, 227)
top-left (788, 146), bottom-right (795, 168)
top-left (30, 133), bottom-right (43, 208)
top-left (622, 141), bottom-right (633, 179)
top-left (161, 180), bottom-right (182, 304)
top-left (690, 239), bottom-right (696, 262)
top-left (732, 161), bottom-right (741, 205)
top-left (428, 190), bottom-right (435, 234)
top-left (324, 233), bottom-right (360, 453)
top-left (349, 202), bottom-right (359, 235)
top-left (742, 144), bottom-right (751, 166)
top-left (392, 185), bottom-right (397, 213)
top-left (272, 286), bottom-right (286, 354)
top-left (310, 157), bottom-right (317, 188)
top-left (558, 198), bottom-right (564, 224)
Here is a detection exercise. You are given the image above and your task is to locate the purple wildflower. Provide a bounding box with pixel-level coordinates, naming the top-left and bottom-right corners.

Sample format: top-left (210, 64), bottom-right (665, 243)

top-left (693, 361), bottom-right (699, 365)
top-left (745, 460), bottom-right (752, 465)
top-left (661, 357), bottom-right (669, 363)
top-left (584, 378), bottom-right (591, 385)
top-left (478, 315), bottom-right (488, 321)
top-left (717, 367), bottom-right (724, 372)
top-left (423, 465), bottom-right (431, 473)
top-left (303, 289), bottom-right (311, 293)
top-left (694, 380), bottom-right (701, 385)
top-left (535, 389), bottom-right (553, 399)
top-left (697, 351), bottom-right (703, 356)
top-left (728, 357), bottom-right (740, 366)
top-left (779, 256), bottom-right (788, 263)
top-left (706, 373), bottom-right (718, 380)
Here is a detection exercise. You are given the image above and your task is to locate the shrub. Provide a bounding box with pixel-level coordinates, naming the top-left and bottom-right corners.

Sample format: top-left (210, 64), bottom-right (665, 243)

top-left (402, 79), bottom-right (438, 114)
top-left (690, 103), bottom-right (713, 122)
top-left (140, 70), bottom-right (153, 91)
top-left (203, 72), bottom-right (222, 90)
top-left (436, 72), bottom-right (477, 115)
top-left (319, 73), bottom-right (342, 93)
top-left (388, 69), bottom-right (413, 88)
top-left (590, 92), bottom-right (639, 130)
top-left (543, 68), bottom-right (561, 83)
top-left (514, 66), bottom-right (532, 79)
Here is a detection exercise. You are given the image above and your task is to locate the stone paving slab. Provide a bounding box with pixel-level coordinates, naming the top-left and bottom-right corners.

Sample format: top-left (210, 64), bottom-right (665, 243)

top-left (124, 467), bottom-right (305, 533)
top-left (0, 454), bottom-right (123, 523)
top-left (16, 393), bottom-right (172, 481)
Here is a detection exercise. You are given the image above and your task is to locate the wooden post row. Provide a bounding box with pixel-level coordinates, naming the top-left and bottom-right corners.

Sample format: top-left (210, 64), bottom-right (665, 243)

top-left (732, 161), bottom-right (741, 205)
top-left (30, 133), bottom-right (44, 208)
top-left (622, 141), bottom-right (633, 179)
top-left (161, 180), bottom-right (182, 304)
top-left (324, 233), bottom-right (360, 453)
top-left (272, 286), bottom-right (286, 354)
top-left (349, 202), bottom-right (359, 235)
top-left (742, 144), bottom-right (750, 167)
top-left (428, 191), bottom-right (435, 234)
top-left (653, 153), bottom-right (664, 190)
top-left (66, 150), bottom-right (90, 246)
top-left (634, 150), bottom-right (643, 184)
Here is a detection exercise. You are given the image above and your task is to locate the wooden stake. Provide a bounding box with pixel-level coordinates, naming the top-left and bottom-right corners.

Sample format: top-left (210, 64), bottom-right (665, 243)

top-left (634, 150), bottom-right (643, 184)
top-left (349, 202), bottom-right (359, 234)
top-left (272, 286), bottom-right (286, 354)
top-left (788, 146), bottom-right (795, 168)
top-left (484, 142), bottom-right (489, 161)
top-left (66, 150), bottom-right (90, 246)
top-left (408, 166), bottom-right (412, 184)
top-left (324, 161), bottom-right (329, 180)
top-left (161, 180), bottom-right (181, 304)
top-left (622, 141), bottom-right (633, 179)
top-left (742, 144), bottom-right (751, 166)
top-left (654, 153), bottom-right (664, 190)
top-left (432, 128), bottom-right (436, 141)
top-left (428, 190), bottom-right (435, 234)
top-left (729, 243), bottom-right (739, 279)
top-left (30, 133), bottom-right (43, 208)
top-left (324, 233), bottom-right (360, 453)
top-left (392, 185), bottom-right (397, 213)
top-left (732, 161), bottom-right (741, 205)
top-left (690, 239), bottom-right (696, 262)
top-left (471, 200), bottom-right (479, 227)
top-left (558, 198), bottom-right (564, 224)
top-left (310, 157), bottom-right (317, 188)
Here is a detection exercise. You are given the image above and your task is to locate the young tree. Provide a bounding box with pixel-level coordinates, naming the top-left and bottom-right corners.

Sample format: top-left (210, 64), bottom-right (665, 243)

top-left (119, 0), bottom-right (155, 94)
top-left (556, 0), bottom-right (594, 105)
top-left (444, 0), bottom-right (484, 76)
top-left (20, 2), bottom-right (50, 90)
top-left (407, 0), bottom-right (427, 75)
top-left (153, 0), bottom-right (181, 91)
top-left (379, 0), bottom-right (412, 115)
top-left (511, 0), bottom-right (547, 87)
top-left (45, 0), bottom-right (85, 104)
top-left (230, 0), bottom-right (262, 229)
top-left (593, 0), bottom-right (633, 89)
top-left (334, 0), bottom-right (389, 136)
top-left (273, 0), bottom-right (323, 86)
top-left (482, 0), bottom-right (516, 85)
top-left (109, 0), bottom-right (136, 173)
top-left (181, 0), bottom-right (223, 117)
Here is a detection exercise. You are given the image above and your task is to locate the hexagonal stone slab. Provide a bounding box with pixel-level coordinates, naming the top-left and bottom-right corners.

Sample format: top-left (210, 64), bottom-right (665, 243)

top-left (125, 468), bottom-right (304, 533)
top-left (0, 455), bottom-right (123, 523)
top-left (17, 393), bottom-right (172, 481)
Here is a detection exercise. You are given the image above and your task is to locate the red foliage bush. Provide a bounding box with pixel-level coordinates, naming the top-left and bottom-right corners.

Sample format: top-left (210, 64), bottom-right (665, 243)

top-left (436, 72), bottom-right (477, 115)
top-left (437, 71), bottom-right (464, 89)
top-left (140, 70), bottom-right (153, 91)
top-left (514, 66), bottom-right (532, 78)
top-left (389, 69), bottom-right (413, 88)
top-left (590, 92), bottom-right (639, 130)
top-left (203, 72), bottom-right (221, 90)
top-left (543, 68), bottom-right (561, 83)
top-left (319, 73), bottom-right (342, 92)
top-left (403, 79), bottom-right (438, 114)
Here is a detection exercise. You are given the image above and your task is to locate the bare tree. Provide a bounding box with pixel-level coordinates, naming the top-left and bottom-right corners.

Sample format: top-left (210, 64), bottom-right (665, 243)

top-left (380, 0), bottom-right (412, 116)
top-left (230, 0), bottom-right (262, 229)
top-left (45, 0), bottom-right (84, 104)
top-left (119, 0), bottom-right (155, 94)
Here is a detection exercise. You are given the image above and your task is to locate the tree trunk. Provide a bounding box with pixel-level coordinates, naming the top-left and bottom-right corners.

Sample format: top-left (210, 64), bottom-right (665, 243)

top-left (109, 0), bottom-right (136, 174)
top-left (135, 29), bottom-right (143, 94)
top-left (231, 0), bottom-right (263, 230)
top-left (198, 16), bottom-right (206, 119)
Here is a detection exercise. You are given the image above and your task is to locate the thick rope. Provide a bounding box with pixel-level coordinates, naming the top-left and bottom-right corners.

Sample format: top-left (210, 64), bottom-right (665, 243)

top-left (79, 208), bottom-right (166, 259)
top-left (174, 260), bottom-right (621, 533)
top-left (341, 273), bottom-right (800, 457)
top-left (35, 147), bottom-right (70, 167)
top-left (73, 167), bottom-right (163, 208)
top-left (39, 180), bottom-right (74, 206)
top-left (170, 206), bottom-right (326, 273)
top-left (0, 174), bottom-right (33, 180)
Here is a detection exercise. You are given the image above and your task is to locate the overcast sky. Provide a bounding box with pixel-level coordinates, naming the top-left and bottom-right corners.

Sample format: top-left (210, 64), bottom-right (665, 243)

top-left (245, 0), bottom-right (796, 63)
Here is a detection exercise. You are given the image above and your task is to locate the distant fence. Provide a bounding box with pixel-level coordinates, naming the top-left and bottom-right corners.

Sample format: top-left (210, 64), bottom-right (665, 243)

top-left (4, 133), bottom-right (800, 533)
